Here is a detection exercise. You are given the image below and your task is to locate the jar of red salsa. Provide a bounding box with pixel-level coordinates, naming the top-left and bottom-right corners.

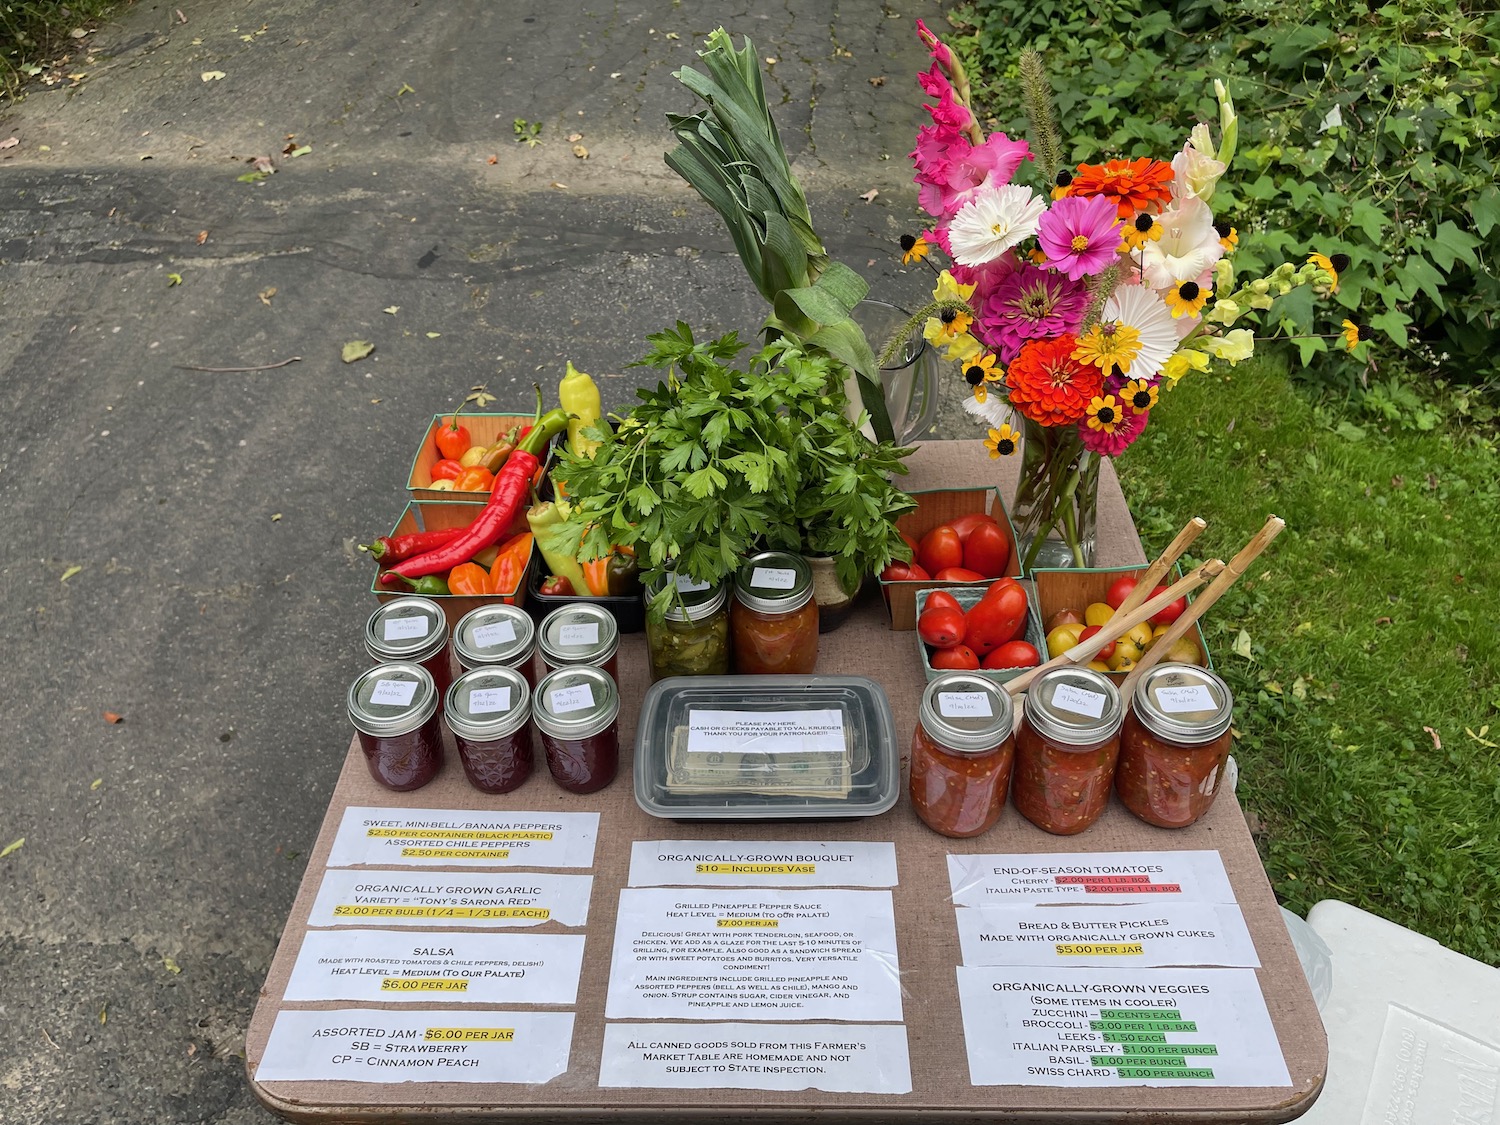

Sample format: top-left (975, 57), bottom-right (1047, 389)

top-left (730, 551), bottom-right (818, 674)
top-left (533, 665), bottom-right (620, 794)
top-left (347, 663), bottom-right (443, 792)
top-left (910, 672), bottom-right (1016, 838)
top-left (537, 604), bottom-right (620, 680)
top-left (444, 666), bottom-right (534, 794)
top-left (1117, 664), bottom-right (1234, 828)
top-left (1014, 667), bottom-right (1124, 835)
top-left (365, 597), bottom-right (453, 708)
top-left (453, 604), bottom-right (537, 689)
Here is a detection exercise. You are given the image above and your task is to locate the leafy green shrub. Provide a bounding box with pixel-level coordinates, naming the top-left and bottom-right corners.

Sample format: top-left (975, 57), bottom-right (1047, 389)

top-left (950, 0), bottom-right (1500, 399)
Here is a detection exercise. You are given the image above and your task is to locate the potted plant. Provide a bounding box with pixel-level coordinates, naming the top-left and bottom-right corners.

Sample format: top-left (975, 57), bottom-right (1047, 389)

top-left (550, 323), bottom-right (915, 623)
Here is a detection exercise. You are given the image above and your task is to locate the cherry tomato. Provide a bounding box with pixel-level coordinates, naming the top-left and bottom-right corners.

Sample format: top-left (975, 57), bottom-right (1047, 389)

top-left (430, 458), bottom-right (464, 481)
top-left (965, 584), bottom-right (1028, 654)
top-left (917, 525), bottom-right (964, 576)
top-left (923, 590), bottom-right (962, 615)
top-left (982, 641), bottom-right (1041, 670)
top-left (947, 512), bottom-right (1001, 542)
top-left (435, 419), bottom-right (471, 461)
top-left (930, 644), bottom-right (980, 671)
top-left (917, 606), bottom-right (966, 649)
top-left (1078, 624), bottom-right (1116, 662)
top-left (540, 574), bottom-right (575, 597)
top-left (963, 522), bottom-right (1012, 578)
top-left (451, 465), bottom-right (495, 492)
top-left (934, 567), bottom-right (987, 582)
top-left (1105, 575), bottom-right (1139, 609)
top-left (1148, 584), bottom-right (1188, 625)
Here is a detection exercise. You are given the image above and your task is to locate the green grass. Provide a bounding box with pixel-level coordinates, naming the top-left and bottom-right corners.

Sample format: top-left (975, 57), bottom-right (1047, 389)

top-left (1118, 356), bottom-right (1500, 964)
top-left (1, 0), bottom-right (124, 100)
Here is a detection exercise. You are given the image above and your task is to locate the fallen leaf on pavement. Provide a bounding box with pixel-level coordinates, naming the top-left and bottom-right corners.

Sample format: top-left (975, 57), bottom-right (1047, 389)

top-left (383, 306), bottom-right (399, 314)
top-left (187, 1043), bottom-right (197, 1057)
top-left (425, 332), bottom-right (440, 338)
top-left (258, 287), bottom-right (276, 305)
top-left (550, 182), bottom-right (568, 190)
top-left (60, 565), bottom-right (83, 582)
top-left (167, 273), bottom-right (182, 287)
top-left (567, 133), bottom-right (583, 143)
top-left (0, 137), bottom-right (18, 150)
top-left (859, 189), bottom-right (879, 203)
top-left (163, 957), bottom-right (182, 975)
top-left (271, 513), bottom-right (283, 522)
top-left (91, 778), bottom-right (103, 790)
top-left (341, 340), bottom-right (374, 363)
top-left (285, 145), bottom-right (311, 158)
top-left (869, 76), bottom-right (885, 87)
top-left (201, 71), bottom-right (226, 82)
top-left (99, 1006), bottom-right (107, 1026)
top-left (196, 230), bottom-right (208, 244)
top-left (103, 711), bottom-right (123, 724)
top-left (486, 154), bottom-right (498, 165)
top-left (0, 838), bottom-right (23, 859)
top-left (249, 155), bottom-right (275, 173)
top-left (572, 144), bottom-right (589, 159)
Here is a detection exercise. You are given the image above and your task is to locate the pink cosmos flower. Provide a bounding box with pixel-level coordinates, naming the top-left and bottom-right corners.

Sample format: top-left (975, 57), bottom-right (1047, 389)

top-left (1037, 194), bottom-right (1121, 280)
top-left (913, 132), bottom-right (1032, 218)
top-left (916, 18), bottom-right (954, 70)
top-left (978, 264), bottom-right (1089, 362)
top-left (1077, 401), bottom-right (1148, 456)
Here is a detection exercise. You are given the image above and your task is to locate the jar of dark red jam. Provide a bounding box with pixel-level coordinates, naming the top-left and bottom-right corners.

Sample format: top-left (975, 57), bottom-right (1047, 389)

top-left (347, 662), bottom-right (443, 792)
top-left (444, 666), bottom-right (533, 794)
top-left (1118, 664), bottom-right (1234, 828)
top-left (533, 665), bottom-right (620, 794)
top-left (536, 604), bottom-right (619, 680)
top-left (910, 672), bottom-right (1017, 838)
top-left (365, 597), bottom-right (452, 708)
top-left (645, 572), bottom-right (730, 681)
top-left (1014, 667), bottom-right (1124, 835)
top-left (730, 551), bottom-right (818, 674)
top-left (453, 604), bottom-right (537, 688)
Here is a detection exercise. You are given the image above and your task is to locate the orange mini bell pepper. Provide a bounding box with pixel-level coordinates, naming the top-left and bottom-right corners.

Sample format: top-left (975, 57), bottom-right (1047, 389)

top-left (447, 562), bottom-right (493, 597)
top-left (488, 532), bottom-right (533, 602)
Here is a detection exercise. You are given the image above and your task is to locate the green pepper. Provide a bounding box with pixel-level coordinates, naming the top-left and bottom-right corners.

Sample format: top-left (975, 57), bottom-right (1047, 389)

top-left (380, 572), bottom-right (451, 597)
top-left (526, 500), bottom-right (588, 593)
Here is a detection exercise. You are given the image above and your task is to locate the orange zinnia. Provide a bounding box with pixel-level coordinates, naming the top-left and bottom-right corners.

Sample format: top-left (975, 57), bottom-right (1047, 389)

top-left (1065, 158), bottom-right (1175, 220)
top-left (1004, 335), bottom-right (1103, 426)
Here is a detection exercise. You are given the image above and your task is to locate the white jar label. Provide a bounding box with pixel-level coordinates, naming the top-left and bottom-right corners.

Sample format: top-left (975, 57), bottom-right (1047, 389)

top-left (370, 679), bottom-right (417, 707)
top-left (558, 622), bottom-right (600, 647)
top-left (468, 687), bottom-right (513, 714)
top-left (750, 566), bottom-right (797, 590)
top-left (1052, 683), bottom-right (1106, 719)
top-left (472, 620), bottom-right (517, 648)
top-left (383, 616), bottom-right (429, 641)
top-left (938, 691), bottom-right (994, 719)
top-left (549, 684), bottom-right (595, 714)
top-left (1155, 684), bottom-right (1216, 713)
top-left (673, 573), bottom-right (711, 593)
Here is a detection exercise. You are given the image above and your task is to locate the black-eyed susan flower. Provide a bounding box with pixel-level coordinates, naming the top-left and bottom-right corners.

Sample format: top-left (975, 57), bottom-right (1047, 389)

top-left (1308, 252), bottom-right (1342, 294)
top-left (984, 422), bottom-right (1020, 458)
top-left (1214, 220), bottom-right (1238, 251)
top-left (1164, 279), bottom-right (1209, 318)
top-left (1120, 212), bottom-right (1164, 252)
top-left (1084, 394), bottom-right (1123, 434)
top-left (1341, 319), bottom-right (1373, 351)
top-left (1073, 321), bottom-right (1143, 374)
top-left (1050, 168), bottom-right (1074, 201)
top-left (900, 233), bottom-right (931, 265)
top-left (964, 352), bottom-right (1004, 402)
top-left (1120, 378), bottom-right (1159, 413)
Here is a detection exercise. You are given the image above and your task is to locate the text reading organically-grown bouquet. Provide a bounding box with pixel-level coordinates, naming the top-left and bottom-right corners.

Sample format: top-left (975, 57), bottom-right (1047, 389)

top-left (890, 22), bottom-right (1366, 569)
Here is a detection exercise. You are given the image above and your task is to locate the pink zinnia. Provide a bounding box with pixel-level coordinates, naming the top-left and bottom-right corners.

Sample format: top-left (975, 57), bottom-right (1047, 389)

top-left (1037, 195), bottom-right (1121, 280)
top-left (1077, 404), bottom-right (1148, 456)
top-left (978, 264), bottom-right (1090, 362)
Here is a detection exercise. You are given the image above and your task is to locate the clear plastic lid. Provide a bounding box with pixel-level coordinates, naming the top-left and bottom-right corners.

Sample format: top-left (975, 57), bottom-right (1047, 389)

top-left (364, 596), bottom-right (447, 663)
top-left (634, 675), bottom-right (898, 819)
top-left (452, 604), bottom-right (535, 670)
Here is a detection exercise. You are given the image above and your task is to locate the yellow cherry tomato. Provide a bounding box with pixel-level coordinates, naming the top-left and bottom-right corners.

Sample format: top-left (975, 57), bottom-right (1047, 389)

top-left (1084, 601), bottom-right (1115, 627)
top-left (1046, 622), bottom-right (1086, 659)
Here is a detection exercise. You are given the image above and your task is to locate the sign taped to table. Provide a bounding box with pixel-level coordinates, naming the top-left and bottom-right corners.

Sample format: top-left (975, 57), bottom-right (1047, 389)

top-left (948, 850), bottom-right (1235, 907)
top-left (326, 807), bottom-right (599, 868)
top-left (307, 869), bottom-right (593, 929)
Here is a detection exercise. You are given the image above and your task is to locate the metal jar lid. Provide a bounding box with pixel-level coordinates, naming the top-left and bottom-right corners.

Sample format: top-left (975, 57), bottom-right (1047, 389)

top-left (920, 672), bottom-right (1016, 753)
top-left (650, 571), bottom-right (728, 624)
top-left (444, 666), bottom-right (531, 741)
top-left (365, 596), bottom-right (448, 664)
top-left (1023, 666), bottom-right (1125, 746)
top-left (347, 662), bottom-right (439, 737)
top-left (733, 551), bottom-right (813, 614)
top-left (536, 603), bottom-right (620, 667)
top-left (1130, 663), bottom-right (1234, 744)
top-left (453, 604), bottom-right (535, 670)
top-left (532, 666), bottom-right (620, 740)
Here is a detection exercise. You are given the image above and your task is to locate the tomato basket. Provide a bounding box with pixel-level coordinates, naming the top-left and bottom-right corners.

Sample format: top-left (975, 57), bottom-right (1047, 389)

top-left (880, 487), bottom-right (1023, 631)
top-left (914, 584), bottom-right (1047, 686)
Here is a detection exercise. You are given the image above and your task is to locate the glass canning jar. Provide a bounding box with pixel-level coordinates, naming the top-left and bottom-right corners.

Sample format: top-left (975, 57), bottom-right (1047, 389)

top-left (452, 604), bottom-right (537, 688)
top-left (910, 672), bottom-right (1017, 838)
top-left (365, 596), bottom-right (452, 708)
top-left (537, 603), bottom-right (619, 680)
top-left (1014, 667), bottom-right (1124, 835)
top-left (444, 666), bottom-right (534, 794)
top-left (730, 551), bottom-right (818, 674)
top-left (533, 665), bottom-right (621, 794)
top-left (645, 572), bottom-right (730, 680)
top-left (1117, 664), bottom-right (1234, 828)
top-left (347, 662), bottom-right (443, 792)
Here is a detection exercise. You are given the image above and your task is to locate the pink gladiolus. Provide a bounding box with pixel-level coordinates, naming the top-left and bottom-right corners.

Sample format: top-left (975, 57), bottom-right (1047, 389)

top-left (912, 132), bottom-right (1032, 219)
top-left (916, 18), bottom-right (953, 69)
top-left (1037, 194), bottom-right (1121, 280)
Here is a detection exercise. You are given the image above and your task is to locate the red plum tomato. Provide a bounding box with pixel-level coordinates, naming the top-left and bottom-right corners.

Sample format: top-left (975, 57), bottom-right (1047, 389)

top-left (1105, 575), bottom-right (1139, 609)
top-left (982, 641), bottom-right (1041, 669)
top-left (1148, 585), bottom-right (1188, 625)
top-left (917, 606), bottom-right (966, 649)
top-left (930, 644), bottom-right (980, 670)
top-left (917, 526), bottom-right (964, 576)
top-left (947, 513), bottom-right (1001, 542)
top-left (923, 591), bottom-right (962, 615)
top-left (934, 567), bottom-right (987, 582)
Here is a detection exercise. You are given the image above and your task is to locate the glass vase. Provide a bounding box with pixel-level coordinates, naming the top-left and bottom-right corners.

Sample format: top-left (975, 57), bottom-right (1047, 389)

top-left (1010, 417), bottom-right (1101, 572)
top-left (850, 299), bottom-right (938, 444)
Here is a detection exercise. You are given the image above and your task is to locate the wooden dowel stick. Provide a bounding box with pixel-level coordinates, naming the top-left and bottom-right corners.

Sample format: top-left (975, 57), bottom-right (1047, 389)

top-left (1120, 516), bottom-right (1287, 701)
top-left (1005, 559), bottom-right (1225, 696)
top-left (1112, 516), bottom-right (1207, 619)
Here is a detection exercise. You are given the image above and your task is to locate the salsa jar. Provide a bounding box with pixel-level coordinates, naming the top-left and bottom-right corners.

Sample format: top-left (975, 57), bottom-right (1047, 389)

top-left (910, 672), bottom-right (1017, 838)
top-left (453, 604), bottom-right (537, 688)
top-left (730, 551), bottom-right (818, 674)
top-left (365, 596), bottom-right (452, 708)
top-left (1117, 664), bottom-right (1234, 828)
top-left (444, 666), bottom-right (534, 794)
top-left (537, 603), bottom-right (619, 680)
top-left (645, 572), bottom-right (729, 680)
top-left (1014, 667), bottom-right (1124, 835)
top-left (347, 663), bottom-right (443, 792)
top-left (533, 665), bottom-right (621, 794)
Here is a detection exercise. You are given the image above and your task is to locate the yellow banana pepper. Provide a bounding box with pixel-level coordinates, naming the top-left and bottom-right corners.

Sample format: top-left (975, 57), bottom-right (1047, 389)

top-left (526, 499), bottom-right (588, 593)
top-left (559, 361), bottom-right (602, 458)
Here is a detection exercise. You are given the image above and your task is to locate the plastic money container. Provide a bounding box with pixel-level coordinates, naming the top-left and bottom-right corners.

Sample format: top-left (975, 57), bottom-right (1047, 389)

top-left (633, 674), bottom-right (897, 819)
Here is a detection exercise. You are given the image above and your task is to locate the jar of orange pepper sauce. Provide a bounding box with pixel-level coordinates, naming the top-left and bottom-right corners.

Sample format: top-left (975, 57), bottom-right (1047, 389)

top-left (1013, 667), bottom-right (1124, 835)
top-left (730, 551), bottom-right (818, 674)
top-left (1117, 664), bottom-right (1234, 828)
top-left (910, 672), bottom-right (1016, 838)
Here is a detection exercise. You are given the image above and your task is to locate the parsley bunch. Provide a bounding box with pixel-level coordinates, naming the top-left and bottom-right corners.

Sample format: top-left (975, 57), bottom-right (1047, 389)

top-left (552, 323), bottom-right (916, 619)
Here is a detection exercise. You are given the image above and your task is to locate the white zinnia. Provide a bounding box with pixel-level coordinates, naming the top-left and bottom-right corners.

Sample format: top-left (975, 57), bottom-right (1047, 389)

top-left (1140, 197), bottom-right (1224, 290)
top-left (947, 184), bottom-right (1047, 267)
top-left (1101, 283), bottom-right (1180, 380)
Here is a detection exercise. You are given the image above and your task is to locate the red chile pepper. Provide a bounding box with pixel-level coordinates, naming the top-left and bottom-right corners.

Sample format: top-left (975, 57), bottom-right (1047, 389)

top-left (388, 393), bottom-right (571, 582)
top-left (360, 526), bottom-right (468, 564)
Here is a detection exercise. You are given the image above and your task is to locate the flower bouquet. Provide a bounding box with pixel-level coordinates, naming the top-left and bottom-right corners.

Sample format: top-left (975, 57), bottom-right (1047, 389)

top-left (890, 22), bottom-right (1357, 570)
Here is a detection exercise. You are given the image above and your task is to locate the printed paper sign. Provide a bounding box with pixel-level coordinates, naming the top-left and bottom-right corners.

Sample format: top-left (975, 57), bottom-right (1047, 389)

top-left (605, 888), bottom-right (902, 1022)
top-left (686, 710), bottom-right (846, 755)
top-left (284, 930), bottom-right (585, 1005)
top-left (948, 851), bottom-right (1235, 907)
top-left (956, 965), bottom-right (1291, 1087)
top-left (308, 870), bottom-right (592, 929)
top-left (255, 1008), bottom-right (574, 1084)
top-left (599, 1023), bottom-right (911, 1093)
top-left (955, 903), bottom-right (1259, 968)
top-left (327, 808), bottom-right (598, 869)
top-left (629, 841), bottom-right (898, 889)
